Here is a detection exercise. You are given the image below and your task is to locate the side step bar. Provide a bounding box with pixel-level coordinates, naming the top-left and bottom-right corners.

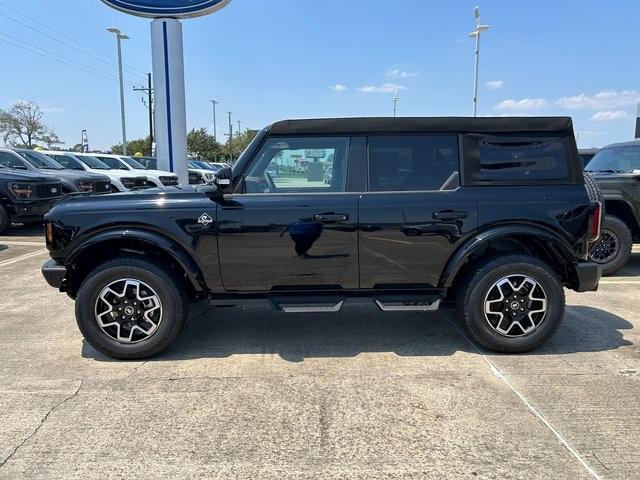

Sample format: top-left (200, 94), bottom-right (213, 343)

top-left (211, 294), bottom-right (442, 313)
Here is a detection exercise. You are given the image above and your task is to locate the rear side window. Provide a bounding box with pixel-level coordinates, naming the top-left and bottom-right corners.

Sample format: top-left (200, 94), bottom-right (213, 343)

top-left (0, 152), bottom-right (25, 169)
top-left (368, 135), bottom-right (459, 191)
top-left (466, 135), bottom-right (570, 183)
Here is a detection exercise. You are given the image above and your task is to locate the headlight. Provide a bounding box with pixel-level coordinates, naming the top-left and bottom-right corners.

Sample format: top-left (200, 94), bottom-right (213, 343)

top-left (76, 181), bottom-right (95, 192)
top-left (9, 183), bottom-right (33, 199)
top-left (121, 178), bottom-right (135, 189)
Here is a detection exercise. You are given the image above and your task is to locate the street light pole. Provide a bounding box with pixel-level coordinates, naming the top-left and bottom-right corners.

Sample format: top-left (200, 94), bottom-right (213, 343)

top-left (210, 99), bottom-right (219, 142)
top-left (468, 7), bottom-right (489, 117)
top-left (108, 27), bottom-right (130, 154)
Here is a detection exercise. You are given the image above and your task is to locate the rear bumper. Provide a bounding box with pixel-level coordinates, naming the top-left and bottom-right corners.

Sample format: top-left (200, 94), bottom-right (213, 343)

top-left (42, 259), bottom-right (67, 289)
top-left (573, 261), bottom-right (601, 292)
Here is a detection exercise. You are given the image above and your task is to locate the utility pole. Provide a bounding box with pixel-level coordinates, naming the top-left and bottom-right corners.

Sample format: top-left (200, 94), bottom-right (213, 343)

top-left (134, 73), bottom-right (154, 153)
top-left (468, 7), bottom-right (490, 117)
top-left (237, 120), bottom-right (242, 135)
top-left (227, 112), bottom-right (233, 144)
top-left (107, 27), bottom-right (129, 154)
top-left (392, 89), bottom-right (399, 117)
top-left (210, 99), bottom-right (219, 142)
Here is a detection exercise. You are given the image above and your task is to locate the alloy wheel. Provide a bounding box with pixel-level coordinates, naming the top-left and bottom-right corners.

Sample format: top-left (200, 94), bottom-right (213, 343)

top-left (95, 279), bottom-right (163, 343)
top-left (589, 229), bottom-right (619, 264)
top-left (483, 275), bottom-right (548, 337)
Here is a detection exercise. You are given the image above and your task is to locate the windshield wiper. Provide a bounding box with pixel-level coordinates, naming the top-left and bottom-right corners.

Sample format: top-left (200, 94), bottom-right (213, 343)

top-left (593, 169), bottom-right (625, 173)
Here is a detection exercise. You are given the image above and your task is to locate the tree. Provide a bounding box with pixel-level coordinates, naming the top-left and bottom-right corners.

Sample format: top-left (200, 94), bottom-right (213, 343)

top-left (0, 100), bottom-right (62, 148)
top-left (111, 136), bottom-right (152, 156)
top-left (221, 129), bottom-right (258, 162)
top-left (187, 127), bottom-right (221, 161)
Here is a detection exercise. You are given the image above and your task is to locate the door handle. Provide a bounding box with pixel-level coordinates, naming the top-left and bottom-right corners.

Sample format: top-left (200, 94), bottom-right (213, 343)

top-left (313, 213), bottom-right (349, 223)
top-left (433, 210), bottom-right (468, 220)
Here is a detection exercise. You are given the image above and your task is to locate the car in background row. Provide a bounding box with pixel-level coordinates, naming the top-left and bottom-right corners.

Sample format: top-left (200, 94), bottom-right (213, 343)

top-left (586, 140), bottom-right (640, 275)
top-left (0, 164), bottom-right (62, 234)
top-left (91, 154), bottom-right (178, 188)
top-left (0, 148), bottom-right (112, 195)
top-left (135, 156), bottom-right (216, 185)
top-left (579, 148), bottom-right (600, 167)
top-left (42, 152), bottom-right (148, 193)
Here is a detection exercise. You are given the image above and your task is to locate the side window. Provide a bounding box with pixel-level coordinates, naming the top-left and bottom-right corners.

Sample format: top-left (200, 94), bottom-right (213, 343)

top-left (0, 152), bottom-right (25, 169)
top-left (243, 136), bottom-right (350, 193)
top-left (368, 135), bottom-right (459, 191)
top-left (476, 135), bottom-right (569, 182)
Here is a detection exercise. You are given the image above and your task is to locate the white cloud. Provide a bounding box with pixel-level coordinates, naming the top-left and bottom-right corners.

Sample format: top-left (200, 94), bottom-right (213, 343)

top-left (486, 80), bottom-right (504, 90)
top-left (590, 110), bottom-right (629, 121)
top-left (386, 69), bottom-right (419, 79)
top-left (331, 84), bottom-right (347, 92)
top-left (556, 90), bottom-right (640, 110)
top-left (495, 98), bottom-right (549, 110)
top-left (42, 106), bottom-right (65, 114)
top-left (358, 83), bottom-right (407, 94)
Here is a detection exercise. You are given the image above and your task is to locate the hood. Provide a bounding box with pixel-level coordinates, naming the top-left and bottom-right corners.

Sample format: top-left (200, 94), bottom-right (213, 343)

top-left (36, 169), bottom-right (111, 184)
top-left (0, 168), bottom-right (61, 183)
top-left (130, 168), bottom-right (177, 178)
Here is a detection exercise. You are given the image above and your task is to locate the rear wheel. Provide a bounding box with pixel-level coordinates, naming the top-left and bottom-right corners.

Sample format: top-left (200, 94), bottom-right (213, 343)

top-left (457, 255), bottom-right (565, 353)
top-left (0, 205), bottom-right (9, 235)
top-left (589, 215), bottom-right (632, 276)
top-left (75, 256), bottom-right (189, 359)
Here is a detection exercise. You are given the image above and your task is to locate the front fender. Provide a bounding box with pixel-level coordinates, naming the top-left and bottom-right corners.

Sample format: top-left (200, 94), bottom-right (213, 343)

top-left (440, 224), bottom-right (577, 287)
top-left (66, 228), bottom-right (205, 291)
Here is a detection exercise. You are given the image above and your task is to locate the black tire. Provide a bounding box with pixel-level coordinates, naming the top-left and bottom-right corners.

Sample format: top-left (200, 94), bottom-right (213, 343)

top-left (75, 256), bottom-right (189, 359)
top-left (583, 172), bottom-right (602, 204)
top-left (457, 255), bottom-right (565, 353)
top-left (0, 204), bottom-right (9, 235)
top-left (589, 215), bottom-right (632, 276)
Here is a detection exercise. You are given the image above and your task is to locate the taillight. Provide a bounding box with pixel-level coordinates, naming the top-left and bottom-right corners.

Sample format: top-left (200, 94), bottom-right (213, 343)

top-left (590, 202), bottom-right (602, 241)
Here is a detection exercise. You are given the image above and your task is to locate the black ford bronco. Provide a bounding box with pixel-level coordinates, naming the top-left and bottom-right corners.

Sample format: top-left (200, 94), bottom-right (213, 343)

top-left (42, 117), bottom-right (602, 359)
top-left (0, 165), bottom-right (63, 234)
top-left (585, 140), bottom-right (640, 275)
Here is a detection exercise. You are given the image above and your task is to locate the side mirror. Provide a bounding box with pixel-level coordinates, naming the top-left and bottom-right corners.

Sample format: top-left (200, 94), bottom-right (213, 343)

top-left (214, 166), bottom-right (234, 194)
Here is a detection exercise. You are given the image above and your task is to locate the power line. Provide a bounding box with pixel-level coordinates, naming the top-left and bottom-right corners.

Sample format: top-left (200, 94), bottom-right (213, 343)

top-left (0, 0), bottom-right (148, 79)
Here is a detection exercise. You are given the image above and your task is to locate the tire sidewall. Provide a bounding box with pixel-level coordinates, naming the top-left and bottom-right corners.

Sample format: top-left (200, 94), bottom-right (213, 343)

top-left (76, 262), bottom-right (184, 358)
top-left (590, 215), bottom-right (632, 276)
top-left (0, 204), bottom-right (9, 234)
top-left (465, 261), bottom-right (565, 352)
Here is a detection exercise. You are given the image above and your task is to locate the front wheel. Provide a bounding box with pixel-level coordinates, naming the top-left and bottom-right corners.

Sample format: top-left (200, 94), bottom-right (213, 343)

top-left (588, 215), bottom-right (632, 276)
top-left (457, 255), bottom-right (565, 353)
top-left (0, 204), bottom-right (9, 235)
top-left (75, 256), bottom-right (189, 359)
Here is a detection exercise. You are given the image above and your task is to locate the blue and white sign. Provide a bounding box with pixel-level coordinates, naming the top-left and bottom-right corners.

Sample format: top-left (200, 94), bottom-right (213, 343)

top-left (101, 0), bottom-right (230, 19)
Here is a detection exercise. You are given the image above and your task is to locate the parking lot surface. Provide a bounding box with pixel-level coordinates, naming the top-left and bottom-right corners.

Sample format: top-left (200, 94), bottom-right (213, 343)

top-left (0, 226), bottom-right (638, 479)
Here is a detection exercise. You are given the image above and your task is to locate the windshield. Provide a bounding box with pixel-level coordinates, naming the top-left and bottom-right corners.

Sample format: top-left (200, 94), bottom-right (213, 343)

top-left (76, 155), bottom-right (111, 170)
top-left (49, 154), bottom-right (85, 171)
top-left (195, 161), bottom-right (218, 171)
top-left (17, 150), bottom-right (63, 170)
top-left (122, 156), bottom-right (147, 169)
top-left (96, 156), bottom-right (129, 170)
top-left (586, 145), bottom-right (640, 173)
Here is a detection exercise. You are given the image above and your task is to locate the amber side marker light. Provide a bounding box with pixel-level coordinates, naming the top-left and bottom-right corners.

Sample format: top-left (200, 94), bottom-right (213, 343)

top-left (45, 222), bottom-right (54, 244)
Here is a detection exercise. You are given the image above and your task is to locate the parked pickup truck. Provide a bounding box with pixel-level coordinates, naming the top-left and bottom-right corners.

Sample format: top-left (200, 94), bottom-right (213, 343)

top-left (0, 165), bottom-right (62, 234)
top-left (41, 117), bottom-right (602, 359)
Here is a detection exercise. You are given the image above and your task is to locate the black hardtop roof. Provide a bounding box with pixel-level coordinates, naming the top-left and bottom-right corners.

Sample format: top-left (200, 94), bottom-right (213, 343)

top-left (268, 116), bottom-right (574, 135)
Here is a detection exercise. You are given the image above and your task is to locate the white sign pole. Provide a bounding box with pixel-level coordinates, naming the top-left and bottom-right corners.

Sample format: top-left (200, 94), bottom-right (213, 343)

top-left (151, 18), bottom-right (188, 184)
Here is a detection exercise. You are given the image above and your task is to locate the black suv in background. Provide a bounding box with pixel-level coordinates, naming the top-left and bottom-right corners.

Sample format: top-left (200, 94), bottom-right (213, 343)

top-left (0, 165), bottom-right (62, 234)
top-left (586, 140), bottom-right (640, 274)
top-left (42, 117), bottom-right (601, 359)
top-left (0, 148), bottom-right (112, 195)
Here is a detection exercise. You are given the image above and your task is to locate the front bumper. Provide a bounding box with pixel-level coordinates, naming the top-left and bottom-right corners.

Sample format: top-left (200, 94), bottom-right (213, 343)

top-left (10, 199), bottom-right (60, 221)
top-left (573, 261), bottom-right (601, 292)
top-left (42, 259), bottom-right (67, 289)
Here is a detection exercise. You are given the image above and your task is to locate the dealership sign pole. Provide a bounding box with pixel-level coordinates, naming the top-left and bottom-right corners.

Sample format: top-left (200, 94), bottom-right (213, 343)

top-left (100, 1), bottom-right (231, 184)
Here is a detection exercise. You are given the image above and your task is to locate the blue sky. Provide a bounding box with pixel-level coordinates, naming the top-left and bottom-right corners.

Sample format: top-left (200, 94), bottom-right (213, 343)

top-left (0, 0), bottom-right (638, 150)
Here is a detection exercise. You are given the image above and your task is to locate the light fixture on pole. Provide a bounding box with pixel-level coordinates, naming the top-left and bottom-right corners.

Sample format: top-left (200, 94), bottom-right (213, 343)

top-left (392, 88), bottom-right (399, 118)
top-left (468, 7), bottom-right (489, 117)
top-left (107, 27), bottom-right (130, 154)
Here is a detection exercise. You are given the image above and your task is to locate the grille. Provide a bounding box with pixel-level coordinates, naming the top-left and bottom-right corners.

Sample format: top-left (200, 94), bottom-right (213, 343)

top-left (95, 181), bottom-right (112, 193)
top-left (189, 172), bottom-right (204, 185)
top-left (160, 176), bottom-right (179, 186)
top-left (121, 177), bottom-right (148, 189)
top-left (35, 183), bottom-right (63, 199)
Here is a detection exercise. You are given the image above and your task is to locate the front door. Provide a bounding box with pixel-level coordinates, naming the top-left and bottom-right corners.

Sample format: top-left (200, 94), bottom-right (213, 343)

top-left (358, 134), bottom-right (478, 289)
top-left (218, 136), bottom-right (360, 292)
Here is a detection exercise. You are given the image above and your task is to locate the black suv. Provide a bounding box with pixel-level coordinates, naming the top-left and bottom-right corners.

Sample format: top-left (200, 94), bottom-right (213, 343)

top-left (42, 117), bottom-right (601, 359)
top-left (0, 165), bottom-right (62, 234)
top-left (586, 140), bottom-right (640, 274)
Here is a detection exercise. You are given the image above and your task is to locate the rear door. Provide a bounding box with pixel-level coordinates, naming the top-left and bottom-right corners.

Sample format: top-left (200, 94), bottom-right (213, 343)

top-left (217, 135), bottom-right (361, 292)
top-left (358, 134), bottom-right (477, 288)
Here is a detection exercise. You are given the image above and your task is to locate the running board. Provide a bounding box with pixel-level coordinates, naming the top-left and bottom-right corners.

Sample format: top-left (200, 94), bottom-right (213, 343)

top-left (275, 301), bottom-right (344, 313)
top-left (374, 296), bottom-right (441, 312)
